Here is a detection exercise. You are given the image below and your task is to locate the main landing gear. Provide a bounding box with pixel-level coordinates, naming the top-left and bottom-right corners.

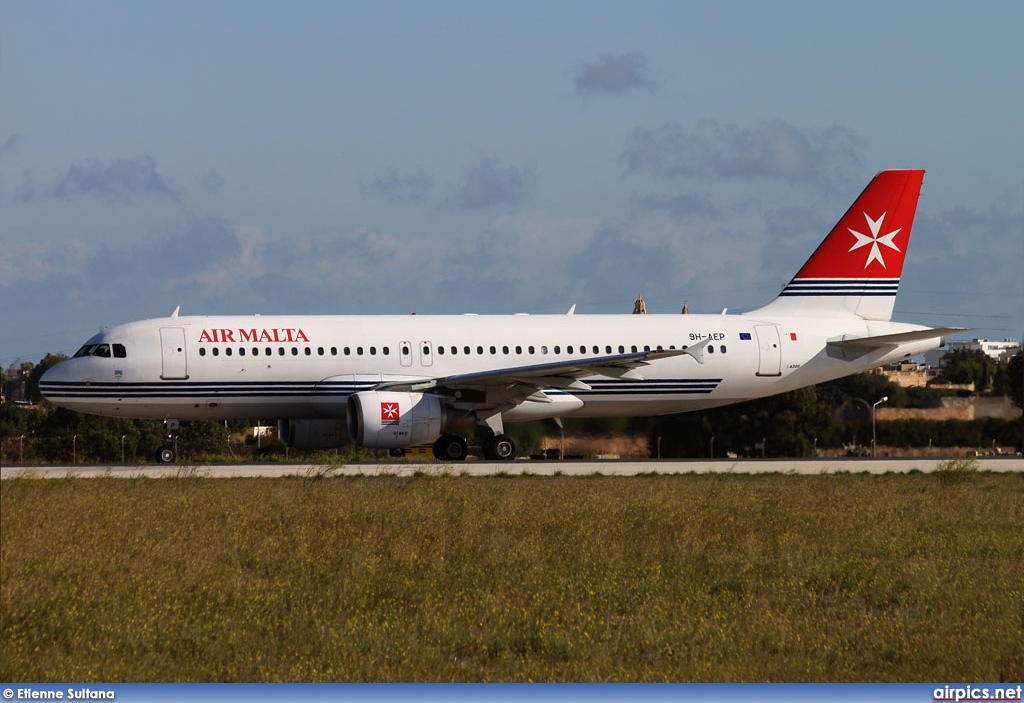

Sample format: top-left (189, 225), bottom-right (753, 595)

top-left (430, 432), bottom-right (518, 461)
top-left (154, 419), bottom-right (179, 463)
top-left (482, 434), bottom-right (517, 461)
top-left (433, 434), bottom-right (469, 461)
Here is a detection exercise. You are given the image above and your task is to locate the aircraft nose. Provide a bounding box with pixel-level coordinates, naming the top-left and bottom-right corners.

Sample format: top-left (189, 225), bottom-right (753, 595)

top-left (39, 360), bottom-right (71, 402)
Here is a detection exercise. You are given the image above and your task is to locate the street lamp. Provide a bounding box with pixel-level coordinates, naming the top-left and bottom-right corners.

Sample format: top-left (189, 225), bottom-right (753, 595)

top-left (121, 435), bottom-right (126, 465)
top-left (72, 435), bottom-right (78, 465)
top-left (872, 396), bottom-right (888, 457)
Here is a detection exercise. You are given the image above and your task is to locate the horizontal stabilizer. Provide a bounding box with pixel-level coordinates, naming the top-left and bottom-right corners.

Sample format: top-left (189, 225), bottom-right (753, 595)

top-left (828, 327), bottom-right (966, 350)
top-left (826, 327), bottom-right (967, 360)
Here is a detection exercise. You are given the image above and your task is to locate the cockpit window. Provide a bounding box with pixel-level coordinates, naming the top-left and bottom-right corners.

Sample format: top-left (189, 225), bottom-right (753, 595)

top-left (73, 343), bottom-right (127, 359)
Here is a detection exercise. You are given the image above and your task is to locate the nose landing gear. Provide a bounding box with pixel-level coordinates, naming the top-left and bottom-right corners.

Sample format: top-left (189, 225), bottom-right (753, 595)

top-left (154, 419), bottom-right (179, 463)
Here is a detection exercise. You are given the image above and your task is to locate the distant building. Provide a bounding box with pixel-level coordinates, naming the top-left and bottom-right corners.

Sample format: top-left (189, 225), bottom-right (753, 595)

top-left (874, 361), bottom-right (930, 387)
top-left (925, 338), bottom-right (1021, 367)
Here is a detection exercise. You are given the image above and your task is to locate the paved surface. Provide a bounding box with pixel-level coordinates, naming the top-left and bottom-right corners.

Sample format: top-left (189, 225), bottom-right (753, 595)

top-left (3, 457), bottom-right (1022, 479)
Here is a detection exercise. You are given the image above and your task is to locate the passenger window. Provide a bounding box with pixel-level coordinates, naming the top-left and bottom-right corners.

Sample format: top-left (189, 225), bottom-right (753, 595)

top-left (265, 347), bottom-right (272, 356)
top-left (253, 347), bottom-right (259, 356)
top-left (304, 347), bottom-right (311, 356)
top-left (199, 348), bottom-right (207, 357)
top-left (708, 345), bottom-right (715, 354)
top-left (226, 348), bottom-right (233, 357)
top-left (278, 347), bottom-right (285, 356)
top-left (720, 345), bottom-right (727, 354)
top-left (383, 347), bottom-right (390, 355)
top-left (528, 346), bottom-right (535, 354)
top-left (330, 347), bottom-right (338, 355)
top-left (239, 348), bottom-right (246, 356)
top-left (213, 348), bottom-right (220, 357)
top-left (317, 347), bottom-right (324, 356)
top-left (618, 345), bottom-right (625, 353)
top-left (370, 347), bottom-right (377, 355)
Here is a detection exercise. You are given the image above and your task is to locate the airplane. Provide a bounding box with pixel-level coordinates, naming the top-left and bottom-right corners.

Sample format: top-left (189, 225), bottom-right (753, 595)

top-left (40, 169), bottom-right (962, 463)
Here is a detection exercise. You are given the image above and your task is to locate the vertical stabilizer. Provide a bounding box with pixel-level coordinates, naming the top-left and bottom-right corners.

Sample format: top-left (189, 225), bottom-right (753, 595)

top-left (749, 169), bottom-right (925, 320)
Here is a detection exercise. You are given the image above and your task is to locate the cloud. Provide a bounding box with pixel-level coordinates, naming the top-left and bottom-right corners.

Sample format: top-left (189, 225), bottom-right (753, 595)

top-left (0, 134), bottom-right (21, 160)
top-left (443, 157), bottom-right (527, 210)
top-left (571, 225), bottom-right (675, 308)
top-left (49, 156), bottom-right (180, 204)
top-left (630, 192), bottom-right (722, 222)
top-left (574, 52), bottom-right (654, 95)
top-left (14, 171), bottom-right (37, 203)
top-left (200, 172), bottom-right (226, 195)
top-left (622, 120), bottom-right (862, 188)
top-left (363, 169), bottom-right (434, 204)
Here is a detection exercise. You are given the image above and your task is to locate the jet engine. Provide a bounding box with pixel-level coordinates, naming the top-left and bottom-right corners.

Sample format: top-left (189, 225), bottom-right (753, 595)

top-left (278, 419), bottom-right (349, 450)
top-left (347, 391), bottom-right (451, 449)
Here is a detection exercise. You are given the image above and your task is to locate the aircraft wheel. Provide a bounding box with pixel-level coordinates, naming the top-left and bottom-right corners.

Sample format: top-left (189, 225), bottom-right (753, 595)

top-left (155, 447), bottom-right (176, 464)
top-left (388, 448), bottom-right (406, 458)
top-left (484, 434), bottom-right (517, 461)
top-left (433, 434), bottom-right (468, 461)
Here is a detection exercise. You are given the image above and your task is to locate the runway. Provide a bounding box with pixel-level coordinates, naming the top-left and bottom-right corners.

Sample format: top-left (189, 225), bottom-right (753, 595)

top-left (3, 457), bottom-right (1022, 479)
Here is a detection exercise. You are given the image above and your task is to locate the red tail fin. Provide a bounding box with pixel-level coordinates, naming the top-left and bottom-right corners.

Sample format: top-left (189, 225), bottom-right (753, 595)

top-left (750, 169), bottom-right (925, 321)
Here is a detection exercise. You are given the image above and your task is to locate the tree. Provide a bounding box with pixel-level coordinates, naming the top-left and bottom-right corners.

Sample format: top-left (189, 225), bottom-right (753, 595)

top-left (936, 349), bottom-right (995, 391)
top-left (26, 353), bottom-right (67, 403)
top-left (1007, 350), bottom-right (1023, 409)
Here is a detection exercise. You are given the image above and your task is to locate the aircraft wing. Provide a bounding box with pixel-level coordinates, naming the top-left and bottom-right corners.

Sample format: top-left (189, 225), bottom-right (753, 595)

top-left (375, 346), bottom-right (695, 399)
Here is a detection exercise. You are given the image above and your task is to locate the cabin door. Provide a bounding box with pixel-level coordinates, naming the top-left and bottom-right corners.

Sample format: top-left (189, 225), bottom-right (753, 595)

top-left (159, 327), bottom-right (189, 380)
top-left (754, 324), bottom-right (782, 377)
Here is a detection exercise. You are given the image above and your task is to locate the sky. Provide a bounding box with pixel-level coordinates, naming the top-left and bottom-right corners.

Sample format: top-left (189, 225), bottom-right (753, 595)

top-left (2, 0), bottom-right (1022, 369)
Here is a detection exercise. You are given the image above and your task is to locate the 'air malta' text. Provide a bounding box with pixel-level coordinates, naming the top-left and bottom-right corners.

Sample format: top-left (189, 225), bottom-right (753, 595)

top-left (198, 328), bottom-right (310, 343)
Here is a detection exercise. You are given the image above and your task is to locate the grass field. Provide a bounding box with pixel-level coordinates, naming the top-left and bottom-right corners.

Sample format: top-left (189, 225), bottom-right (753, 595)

top-left (2, 472), bottom-right (1022, 682)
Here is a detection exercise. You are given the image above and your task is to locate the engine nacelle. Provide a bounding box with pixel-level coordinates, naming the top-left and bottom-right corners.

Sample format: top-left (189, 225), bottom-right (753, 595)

top-left (347, 391), bottom-right (448, 449)
top-left (278, 419), bottom-right (349, 450)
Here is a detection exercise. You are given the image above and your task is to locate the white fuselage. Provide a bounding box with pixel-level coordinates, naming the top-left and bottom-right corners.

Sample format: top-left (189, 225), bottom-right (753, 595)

top-left (40, 312), bottom-right (940, 422)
